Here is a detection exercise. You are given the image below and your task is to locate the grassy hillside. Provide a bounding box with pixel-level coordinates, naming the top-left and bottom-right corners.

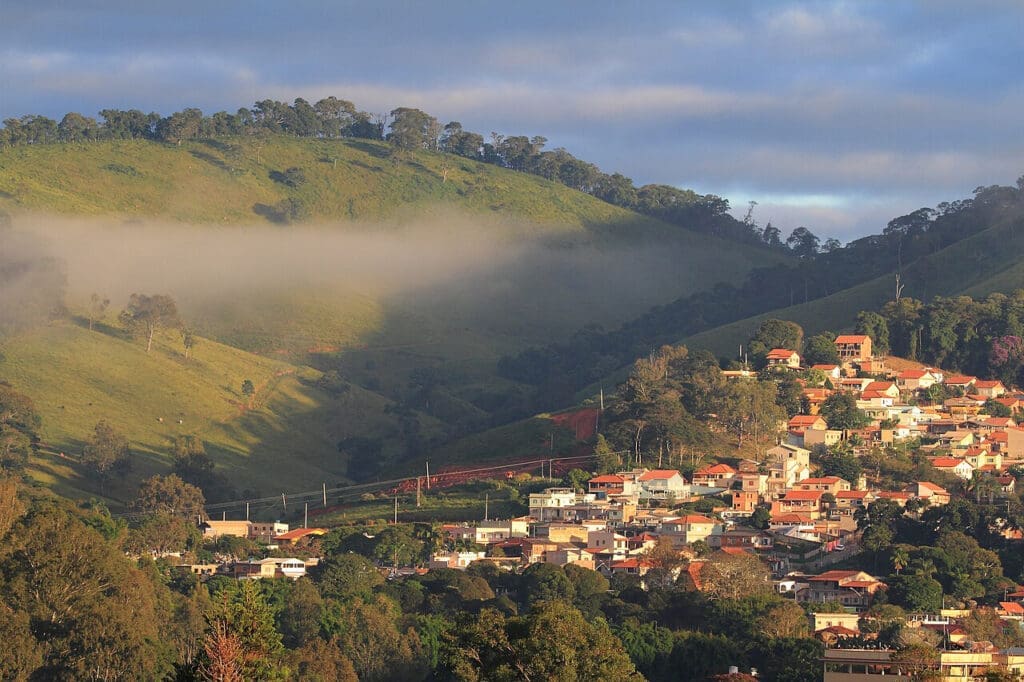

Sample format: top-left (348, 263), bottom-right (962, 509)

top-left (0, 136), bottom-right (682, 227)
top-left (684, 210), bottom-right (1024, 357)
top-left (0, 319), bottom-right (446, 506)
top-left (0, 136), bottom-right (789, 504)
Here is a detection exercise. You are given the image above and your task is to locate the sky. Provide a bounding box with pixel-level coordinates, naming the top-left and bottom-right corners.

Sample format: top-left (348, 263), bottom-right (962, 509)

top-left (2, 1), bottom-right (1023, 241)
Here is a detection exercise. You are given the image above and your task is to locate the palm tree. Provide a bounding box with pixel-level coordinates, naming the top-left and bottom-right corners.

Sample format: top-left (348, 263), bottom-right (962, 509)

top-left (891, 546), bottom-right (910, 575)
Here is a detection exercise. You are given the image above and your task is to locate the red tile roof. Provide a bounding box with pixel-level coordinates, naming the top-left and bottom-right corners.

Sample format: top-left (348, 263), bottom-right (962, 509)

top-left (784, 490), bottom-right (824, 501)
top-left (945, 375), bottom-right (976, 385)
top-left (930, 457), bottom-right (968, 468)
top-left (589, 474), bottom-right (624, 484)
top-left (767, 348), bottom-right (799, 359)
top-left (1000, 602), bottom-right (1024, 615)
top-left (694, 463), bottom-right (737, 475)
top-left (835, 335), bottom-right (869, 344)
top-left (274, 528), bottom-right (328, 541)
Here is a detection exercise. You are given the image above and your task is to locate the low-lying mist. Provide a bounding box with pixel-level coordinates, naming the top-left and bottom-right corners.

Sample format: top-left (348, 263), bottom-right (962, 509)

top-left (1, 212), bottom-right (709, 352)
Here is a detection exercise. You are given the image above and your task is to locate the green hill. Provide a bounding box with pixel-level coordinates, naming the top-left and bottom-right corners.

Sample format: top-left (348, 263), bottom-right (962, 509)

top-left (0, 318), bottom-right (447, 506)
top-left (684, 207), bottom-right (1024, 356)
top-left (0, 136), bottom-right (786, 503)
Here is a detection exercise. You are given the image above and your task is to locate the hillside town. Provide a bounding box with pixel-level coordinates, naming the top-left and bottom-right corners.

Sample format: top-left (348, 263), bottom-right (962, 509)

top-left (154, 332), bottom-right (1024, 679)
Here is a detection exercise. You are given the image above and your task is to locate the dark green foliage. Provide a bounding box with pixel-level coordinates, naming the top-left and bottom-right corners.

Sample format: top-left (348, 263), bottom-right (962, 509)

top-left (820, 392), bottom-right (870, 430)
top-left (803, 331), bottom-right (839, 365)
top-left (0, 382), bottom-right (41, 470)
top-left (886, 574), bottom-right (944, 612)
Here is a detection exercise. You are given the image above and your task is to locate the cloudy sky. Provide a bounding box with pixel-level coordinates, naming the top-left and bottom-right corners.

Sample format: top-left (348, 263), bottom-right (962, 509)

top-left (3, 1), bottom-right (1023, 240)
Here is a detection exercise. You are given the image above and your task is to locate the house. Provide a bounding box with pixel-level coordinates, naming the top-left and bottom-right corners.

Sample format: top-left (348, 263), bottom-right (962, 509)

top-left (788, 414), bottom-right (827, 436)
top-left (811, 364), bottom-right (843, 380)
top-left (765, 444), bottom-right (811, 492)
top-left (766, 348), bottom-right (802, 369)
top-left (863, 381), bottom-right (900, 399)
top-left (835, 490), bottom-right (875, 516)
top-left (802, 428), bottom-right (844, 448)
top-left (637, 469), bottom-right (689, 499)
top-left (731, 490), bottom-right (760, 512)
top-left (660, 514), bottom-right (723, 547)
top-left (232, 557), bottom-right (308, 580)
top-left (998, 476), bottom-right (1016, 496)
top-left (975, 380), bottom-right (1007, 398)
top-left (929, 456), bottom-right (975, 480)
top-left (944, 375), bottom-right (977, 393)
top-left (964, 446), bottom-right (1002, 472)
top-left (608, 558), bottom-right (656, 578)
top-left (834, 335), bottom-right (872, 362)
top-left (429, 551), bottom-right (488, 569)
top-left (939, 429), bottom-right (975, 451)
top-left (712, 527), bottom-right (773, 551)
top-left (802, 387), bottom-right (832, 414)
top-left (588, 474), bottom-right (628, 497)
top-left (796, 570), bottom-right (885, 610)
top-left (905, 481), bottom-right (951, 506)
top-left (897, 369), bottom-right (940, 392)
top-left (529, 488), bottom-right (596, 521)
top-left (691, 463), bottom-right (737, 488)
top-left (1006, 426), bottom-right (1024, 458)
top-left (200, 520), bottom-right (253, 539)
top-left (773, 490), bottom-right (824, 518)
top-left (795, 476), bottom-right (851, 495)
top-left (249, 522), bottom-right (289, 542)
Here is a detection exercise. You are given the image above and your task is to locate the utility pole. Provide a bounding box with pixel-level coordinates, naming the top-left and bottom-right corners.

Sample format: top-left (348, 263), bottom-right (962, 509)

top-left (304, 502), bottom-right (308, 529)
top-left (394, 495), bottom-right (398, 524)
top-left (416, 477), bottom-right (421, 507)
top-left (222, 511), bottom-right (226, 521)
top-left (484, 493), bottom-right (489, 522)
top-left (245, 502), bottom-right (249, 521)
top-left (322, 482), bottom-right (327, 507)
top-left (281, 493), bottom-right (286, 513)
top-left (425, 460), bottom-right (430, 490)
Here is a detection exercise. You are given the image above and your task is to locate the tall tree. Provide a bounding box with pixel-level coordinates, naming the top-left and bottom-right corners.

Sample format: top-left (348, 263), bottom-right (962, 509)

top-left (0, 382), bottom-right (41, 470)
top-left (82, 420), bottom-right (130, 479)
top-left (120, 293), bottom-right (182, 352)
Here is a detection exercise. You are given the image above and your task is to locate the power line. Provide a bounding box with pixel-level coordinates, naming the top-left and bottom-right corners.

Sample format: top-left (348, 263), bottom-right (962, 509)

top-left (110, 451), bottom-right (607, 521)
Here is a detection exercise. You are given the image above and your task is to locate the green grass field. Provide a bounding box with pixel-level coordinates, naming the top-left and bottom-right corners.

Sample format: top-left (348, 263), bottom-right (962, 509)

top-left (0, 319), bottom-right (449, 505)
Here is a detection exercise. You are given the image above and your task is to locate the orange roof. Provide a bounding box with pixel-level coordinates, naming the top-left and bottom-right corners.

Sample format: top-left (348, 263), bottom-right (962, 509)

top-left (274, 528), bottom-right (328, 541)
top-left (674, 514), bottom-right (717, 525)
top-left (974, 380), bottom-right (1004, 389)
top-left (687, 561), bottom-right (705, 590)
top-left (837, 490), bottom-right (871, 499)
top-left (835, 335), bottom-right (869, 344)
top-left (1000, 602), bottom-right (1024, 615)
top-left (766, 348), bottom-right (799, 359)
top-left (878, 491), bottom-right (913, 500)
top-left (917, 482), bottom-right (948, 494)
top-left (611, 558), bottom-right (655, 569)
top-left (898, 369), bottom-right (929, 379)
top-left (589, 474), bottom-right (625, 484)
top-left (719, 546), bottom-right (750, 556)
top-left (784, 490), bottom-right (824, 501)
top-left (819, 625), bottom-right (860, 637)
top-left (860, 390), bottom-right (888, 399)
top-left (984, 417), bottom-right (1014, 426)
top-left (695, 463), bottom-right (737, 475)
top-left (945, 375), bottom-right (976, 385)
top-left (930, 457), bottom-right (968, 468)
top-left (789, 415), bottom-right (824, 426)
top-left (812, 364), bottom-right (839, 371)
top-left (638, 469), bottom-right (682, 481)
top-left (864, 381), bottom-right (896, 392)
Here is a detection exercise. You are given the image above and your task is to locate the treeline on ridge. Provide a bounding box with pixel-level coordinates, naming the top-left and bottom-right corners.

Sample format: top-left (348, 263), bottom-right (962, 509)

top-left (499, 179), bottom-right (1024, 407)
top-left (4, 96), bottom-right (798, 248)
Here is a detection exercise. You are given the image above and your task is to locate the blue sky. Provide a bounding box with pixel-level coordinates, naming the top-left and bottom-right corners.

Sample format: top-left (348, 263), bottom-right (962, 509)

top-left (3, 1), bottom-right (1023, 240)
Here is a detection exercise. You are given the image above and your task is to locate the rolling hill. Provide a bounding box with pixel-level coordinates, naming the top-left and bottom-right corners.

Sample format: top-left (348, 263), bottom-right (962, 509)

top-left (0, 135), bottom-right (784, 504)
top-left (683, 201), bottom-right (1024, 357)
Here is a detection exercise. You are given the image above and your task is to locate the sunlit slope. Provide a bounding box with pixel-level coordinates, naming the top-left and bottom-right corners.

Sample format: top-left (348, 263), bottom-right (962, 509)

top-left (0, 319), bottom-right (438, 504)
top-left (684, 211), bottom-right (1024, 357)
top-left (2, 135), bottom-right (682, 228)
